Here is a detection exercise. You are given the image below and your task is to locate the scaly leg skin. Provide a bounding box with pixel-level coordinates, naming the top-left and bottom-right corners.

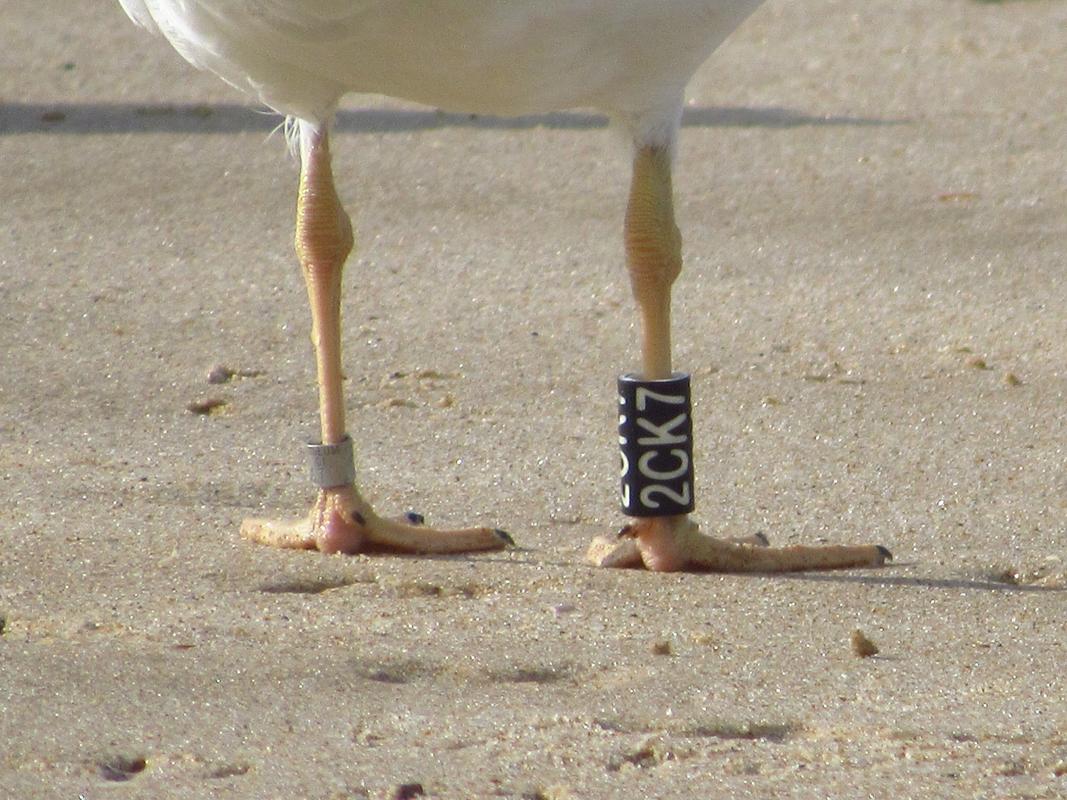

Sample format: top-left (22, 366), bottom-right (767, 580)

top-left (240, 123), bottom-right (509, 556)
top-left (586, 144), bottom-right (890, 573)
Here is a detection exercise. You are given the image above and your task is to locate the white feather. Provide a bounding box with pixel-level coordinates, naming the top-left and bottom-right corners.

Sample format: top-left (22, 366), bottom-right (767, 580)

top-left (117, 0), bottom-right (162, 33)
top-left (118, 1), bottom-right (764, 148)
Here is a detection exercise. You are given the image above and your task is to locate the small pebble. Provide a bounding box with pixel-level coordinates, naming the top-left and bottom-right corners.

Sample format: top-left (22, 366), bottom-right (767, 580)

top-left (207, 364), bottom-right (234, 384)
top-left (208, 364), bottom-right (264, 383)
top-left (393, 783), bottom-right (424, 800)
top-left (966, 356), bottom-right (989, 370)
top-left (1003, 372), bottom-right (1022, 387)
top-left (651, 640), bottom-right (672, 656)
top-left (98, 756), bottom-right (147, 782)
top-left (186, 398), bottom-right (227, 415)
top-left (850, 629), bottom-right (879, 658)
top-left (988, 567), bottom-right (1020, 586)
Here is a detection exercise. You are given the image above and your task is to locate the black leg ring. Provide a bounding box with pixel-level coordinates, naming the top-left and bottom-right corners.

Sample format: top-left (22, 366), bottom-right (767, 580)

top-left (618, 372), bottom-right (695, 517)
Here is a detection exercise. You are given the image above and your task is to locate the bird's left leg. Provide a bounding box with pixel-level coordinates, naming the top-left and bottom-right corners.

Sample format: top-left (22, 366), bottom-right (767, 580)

top-left (587, 144), bottom-right (890, 572)
top-left (240, 124), bottom-right (509, 556)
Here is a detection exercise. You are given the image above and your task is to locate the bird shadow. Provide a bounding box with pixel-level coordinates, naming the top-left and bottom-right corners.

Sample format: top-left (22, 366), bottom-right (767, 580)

top-left (0, 101), bottom-right (904, 136)
top-left (436, 550), bottom-right (1066, 596)
top-left (763, 567), bottom-right (1065, 594)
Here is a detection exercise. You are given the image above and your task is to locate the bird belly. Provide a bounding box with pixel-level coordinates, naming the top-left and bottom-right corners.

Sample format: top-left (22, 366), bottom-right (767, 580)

top-left (140, 0), bottom-right (764, 121)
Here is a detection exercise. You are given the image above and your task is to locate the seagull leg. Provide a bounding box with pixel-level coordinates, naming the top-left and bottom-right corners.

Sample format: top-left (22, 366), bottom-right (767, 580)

top-left (241, 124), bottom-right (509, 555)
top-left (587, 145), bottom-right (890, 572)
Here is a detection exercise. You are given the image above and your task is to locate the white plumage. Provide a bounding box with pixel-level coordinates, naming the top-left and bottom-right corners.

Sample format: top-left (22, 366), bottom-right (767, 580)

top-left (119, 1), bottom-right (762, 142)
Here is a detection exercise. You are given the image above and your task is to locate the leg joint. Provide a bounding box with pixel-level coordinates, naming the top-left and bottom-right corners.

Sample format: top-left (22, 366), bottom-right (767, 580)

top-left (624, 146), bottom-right (682, 297)
top-left (295, 133), bottom-right (354, 270)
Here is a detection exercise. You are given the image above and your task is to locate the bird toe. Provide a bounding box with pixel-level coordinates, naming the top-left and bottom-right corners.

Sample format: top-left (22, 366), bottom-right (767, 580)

top-left (494, 528), bottom-right (515, 546)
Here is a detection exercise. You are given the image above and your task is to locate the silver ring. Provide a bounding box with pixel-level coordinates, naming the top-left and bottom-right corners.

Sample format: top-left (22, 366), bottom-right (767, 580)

top-left (307, 435), bottom-right (356, 488)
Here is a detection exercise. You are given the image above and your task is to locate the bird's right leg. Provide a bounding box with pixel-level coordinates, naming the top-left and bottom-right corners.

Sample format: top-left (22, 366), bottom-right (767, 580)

top-left (240, 124), bottom-right (510, 555)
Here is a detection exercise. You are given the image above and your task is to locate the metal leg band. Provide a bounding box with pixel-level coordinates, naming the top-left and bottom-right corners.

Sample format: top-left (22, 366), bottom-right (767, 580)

top-left (618, 372), bottom-right (695, 517)
top-left (307, 435), bottom-right (356, 488)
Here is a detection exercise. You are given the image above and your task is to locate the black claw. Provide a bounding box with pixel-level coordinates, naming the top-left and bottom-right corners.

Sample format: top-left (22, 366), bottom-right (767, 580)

top-left (753, 531), bottom-right (770, 546)
top-left (876, 545), bottom-right (893, 563)
top-left (494, 528), bottom-right (515, 546)
top-left (405, 511), bottom-right (425, 526)
top-left (351, 511), bottom-right (366, 526)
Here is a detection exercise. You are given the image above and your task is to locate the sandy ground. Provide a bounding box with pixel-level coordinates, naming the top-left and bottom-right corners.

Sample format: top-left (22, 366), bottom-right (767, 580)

top-left (2, 1), bottom-right (1066, 798)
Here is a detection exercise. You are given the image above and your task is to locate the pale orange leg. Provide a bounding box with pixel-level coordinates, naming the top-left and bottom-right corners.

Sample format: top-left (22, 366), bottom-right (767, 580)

top-left (240, 124), bottom-right (510, 555)
top-left (587, 145), bottom-right (890, 572)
